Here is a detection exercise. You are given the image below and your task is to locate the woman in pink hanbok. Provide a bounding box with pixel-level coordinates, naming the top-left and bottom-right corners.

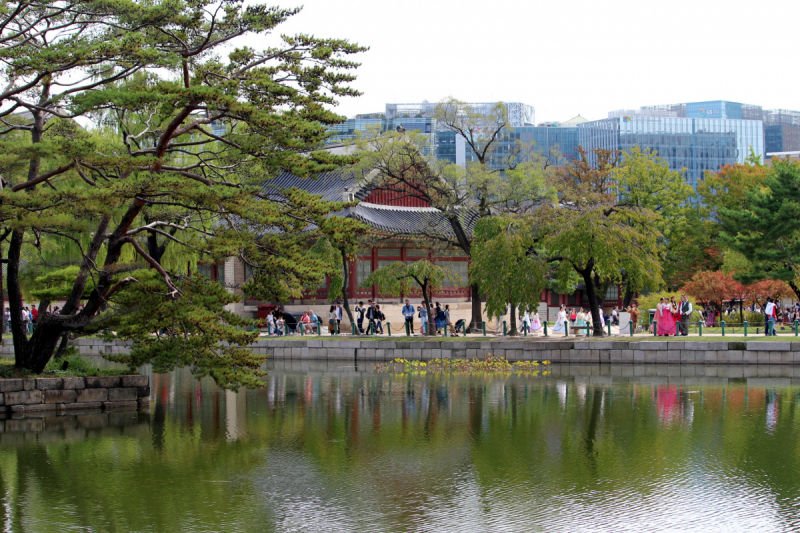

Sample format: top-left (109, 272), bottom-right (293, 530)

top-left (657, 298), bottom-right (677, 336)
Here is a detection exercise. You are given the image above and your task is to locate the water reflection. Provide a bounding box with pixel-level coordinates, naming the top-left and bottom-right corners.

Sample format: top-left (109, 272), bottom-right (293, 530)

top-left (2, 362), bottom-right (800, 531)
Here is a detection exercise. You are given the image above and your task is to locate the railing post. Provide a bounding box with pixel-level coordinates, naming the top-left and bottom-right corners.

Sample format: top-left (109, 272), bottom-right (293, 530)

top-left (300, 322), bottom-right (304, 336)
top-left (482, 321), bottom-right (486, 336)
top-left (405, 320), bottom-right (410, 336)
top-left (629, 321), bottom-right (634, 336)
top-left (352, 322), bottom-right (357, 336)
top-left (317, 320), bottom-right (321, 336)
top-left (503, 321), bottom-right (507, 336)
top-left (284, 323), bottom-right (289, 336)
top-left (795, 320), bottom-right (798, 336)
top-left (607, 320), bottom-right (611, 336)
top-left (721, 321), bottom-right (726, 336)
top-left (387, 322), bottom-right (391, 336)
top-left (744, 320), bottom-right (747, 337)
top-left (524, 323), bottom-right (528, 336)
top-left (653, 320), bottom-right (657, 337)
top-left (544, 321), bottom-right (549, 337)
top-left (463, 321), bottom-right (467, 337)
top-left (565, 321), bottom-right (569, 337)
top-left (698, 321), bottom-right (702, 336)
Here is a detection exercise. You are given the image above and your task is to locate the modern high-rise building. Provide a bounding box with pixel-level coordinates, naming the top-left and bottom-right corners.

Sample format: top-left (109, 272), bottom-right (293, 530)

top-left (578, 116), bottom-right (764, 189)
top-left (385, 101), bottom-right (535, 128)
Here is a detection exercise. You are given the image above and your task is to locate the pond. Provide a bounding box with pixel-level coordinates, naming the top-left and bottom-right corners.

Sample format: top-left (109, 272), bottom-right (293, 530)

top-left (3, 361), bottom-right (800, 532)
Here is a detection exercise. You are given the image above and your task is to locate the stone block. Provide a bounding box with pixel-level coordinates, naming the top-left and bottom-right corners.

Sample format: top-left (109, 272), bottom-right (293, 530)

top-left (76, 388), bottom-right (108, 403)
top-left (85, 376), bottom-right (120, 388)
top-left (24, 404), bottom-right (57, 413)
top-left (108, 388), bottom-right (138, 402)
top-left (5, 418), bottom-right (44, 432)
top-left (0, 379), bottom-right (23, 393)
top-left (5, 390), bottom-right (44, 405)
top-left (757, 352), bottom-right (771, 364)
top-left (65, 401), bottom-right (102, 411)
top-left (0, 392), bottom-right (4, 405)
top-left (35, 378), bottom-right (64, 390)
top-left (742, 351), bottom-right (758, 364)
top-left (748, 341), bottom-right (790, 352)
top-left (103, 401), bottom-right (138, 410)
top-left (782, 351), bottom-right (797, 364)
top-left (44, 390), bottom-right (77, 404)
top-left (667, 342), bottom-right (686, 350)
top-left (23, 379), bottom-right (36, 391)
top-left (640, 342), bottom-right (669, 351)
top-left (770, 351), bottom-right (784, 364)
top-left (138, 397), bottom-right (151, 408)
top-left (62, 377), bottom-right (86, 390)
top-left (121, 375), bottom-right (148, 388)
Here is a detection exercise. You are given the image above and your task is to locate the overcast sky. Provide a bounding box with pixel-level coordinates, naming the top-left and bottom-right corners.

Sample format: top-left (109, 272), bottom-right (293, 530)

top-left (262, 0), bottom-right (800, 123)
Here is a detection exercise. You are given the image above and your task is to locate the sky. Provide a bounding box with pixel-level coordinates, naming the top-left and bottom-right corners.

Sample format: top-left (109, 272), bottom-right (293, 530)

top-left (252, 0), bottom-right (800, 124)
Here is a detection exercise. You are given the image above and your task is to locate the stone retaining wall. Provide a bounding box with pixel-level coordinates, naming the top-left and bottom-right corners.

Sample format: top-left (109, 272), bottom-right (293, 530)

top-left (0, 375), bottom-right (150, 417)
top-left (5, 338), bottom-right (800, 365)
top-left (255, 339), bottom-right (800, 365)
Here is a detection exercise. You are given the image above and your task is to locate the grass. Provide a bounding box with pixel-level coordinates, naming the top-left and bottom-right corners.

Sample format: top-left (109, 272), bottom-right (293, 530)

top-left (0, 353), bottom-right (135, 379)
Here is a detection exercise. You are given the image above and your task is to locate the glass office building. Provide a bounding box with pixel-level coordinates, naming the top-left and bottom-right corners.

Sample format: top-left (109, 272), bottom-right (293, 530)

top-left (463, 126), bottom-right (580, 169)
top-left (578, 116), bottom-right (764, 189)
top-left (327, 118), bottom-right (385, 143)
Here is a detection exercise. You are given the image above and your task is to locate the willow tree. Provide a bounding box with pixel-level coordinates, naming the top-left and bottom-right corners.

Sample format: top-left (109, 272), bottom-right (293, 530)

top-left (535, 148), bottom-right (663, 337)
top-left (469, 216), bottom-right (547, 336)
top-left (0, 0), bottom-right (366, 382)
top-left (359, 260), bottom-right (459, 336)
top-left (350, 99), bottom-right (553, 331)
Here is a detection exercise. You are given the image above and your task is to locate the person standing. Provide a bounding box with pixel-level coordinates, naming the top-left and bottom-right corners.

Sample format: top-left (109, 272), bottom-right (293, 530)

top-left (366, 300), bottom-right (377, 334)
top-left (679, 295), bottom-right (693, 336)
top-left (355, 301), bottom-right (366, 334)
top-left (335, 302), bottom-right (343, 332)
top-left (328, 304), bottom-right (338, 335)
top-left (418, 301), bottom-right (428, 335)
top-left (765, 297), bottom-right (777, 336)
top-left (266, 310), bottom-right (275, 335)
top-left (627, 304), bottom-right (640, 333)
top-left (521, 309), bottom-right (531, 335)
top-left (375, 304), bottom-right (385, 334)
top-left (552, 305), bottom-right (567, 333)
top-left (402, 299), bottom-right (415, 335)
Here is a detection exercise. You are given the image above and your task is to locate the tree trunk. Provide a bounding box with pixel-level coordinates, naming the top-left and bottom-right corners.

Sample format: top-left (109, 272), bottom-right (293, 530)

top-left (508, 303), bottom-right (518, 336)
top-left (622, 283), bottom-right (635, 309)
top-left (422, 281), bottom-right (435, 336)
top-left (339, 250), bottom-right (355, 329)
top-left (469, 284), bottom-right (482, 333)
top-left (579, 263), bottom-right (605, 337)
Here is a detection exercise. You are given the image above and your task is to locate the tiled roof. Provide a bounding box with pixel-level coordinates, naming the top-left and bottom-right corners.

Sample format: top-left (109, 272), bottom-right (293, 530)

top-left (261, 170), bottom-right (368, 203)
top-left (347, 203), bottom-right (476, 238)
top-left (261, 171), bottom-right (476, 239)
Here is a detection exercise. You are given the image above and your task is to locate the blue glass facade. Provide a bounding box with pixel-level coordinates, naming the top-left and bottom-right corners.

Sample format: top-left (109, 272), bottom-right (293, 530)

top-left (578, 117), bottom-right (764, 189)
top-left (327, 118), bottom-right (385, 143)
top-left (463, 126), bottom-right (580, 169)
top-left (685, 101), bottom-right (744, 120)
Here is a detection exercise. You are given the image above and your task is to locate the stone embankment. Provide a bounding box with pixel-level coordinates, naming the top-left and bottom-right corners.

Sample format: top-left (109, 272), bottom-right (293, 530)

top-left (6, 338), bottom-right (800, 365)
top-left (0, 375), bottom-right (150, 416)
top-left (256, 339), bottom-right (800, 365)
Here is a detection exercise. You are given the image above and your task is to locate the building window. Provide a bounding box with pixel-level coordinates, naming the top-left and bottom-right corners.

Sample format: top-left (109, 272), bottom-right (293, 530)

top-left (356, 261), bottom-right (372, 287)
top-left (405, 248), bottom-right (428, 257)
top-left (436, 249), bottom-right (468, 258)
top-left (605, 285), bottom-right (618, 300)
top-left (549, 292), bottom-right (559, 307)
top-left (377, 248), bottom-right (400, 257)
top-left (435, 261), bottom-right (468, 287)
top-left (198, 263), bottom-right (225, 285)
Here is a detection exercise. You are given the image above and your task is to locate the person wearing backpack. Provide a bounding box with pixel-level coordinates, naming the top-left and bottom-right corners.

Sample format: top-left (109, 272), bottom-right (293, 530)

top-left (366, 300), bottom-right (377, 334)
top-left (375, 304), bottom-right (385, 334)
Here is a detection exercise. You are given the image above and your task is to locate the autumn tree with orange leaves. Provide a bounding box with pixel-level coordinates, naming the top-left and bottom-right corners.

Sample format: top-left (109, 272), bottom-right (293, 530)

top-left (682, 271), bottom-right (746, 315)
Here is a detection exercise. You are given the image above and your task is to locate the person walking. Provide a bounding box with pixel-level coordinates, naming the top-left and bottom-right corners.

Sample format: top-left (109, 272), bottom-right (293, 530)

top-left (375, 305), bottom-right (385, 334)
top-left (366, 300), bottom-right (377, 334)
top-left (402, 299), bottom-right (415, 335)
top-left (335, 302), bottom-right (343, 332)
top-left (679, 295), bottom-right (693, 336)
top-left (627, 304), bottom-right (639, 333)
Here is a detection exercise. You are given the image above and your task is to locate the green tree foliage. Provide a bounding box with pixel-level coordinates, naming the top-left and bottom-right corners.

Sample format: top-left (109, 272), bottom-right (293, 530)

top-left (469, 215), bottom-right (546, 335)
top-left (93, 271), bottom-right (264, 390)
top-left (609, 145), bottom-right (695, 296)
top-left (351, 99), bottom-right (554, 330)
top-left (718, 159), bottom-right (800, 298)
top-left (0, 0), bottom-right (366, 380)
top-left (535, 148), bottom-right (664, 336)
top-left (359, 260), bottom-right (459, 336)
